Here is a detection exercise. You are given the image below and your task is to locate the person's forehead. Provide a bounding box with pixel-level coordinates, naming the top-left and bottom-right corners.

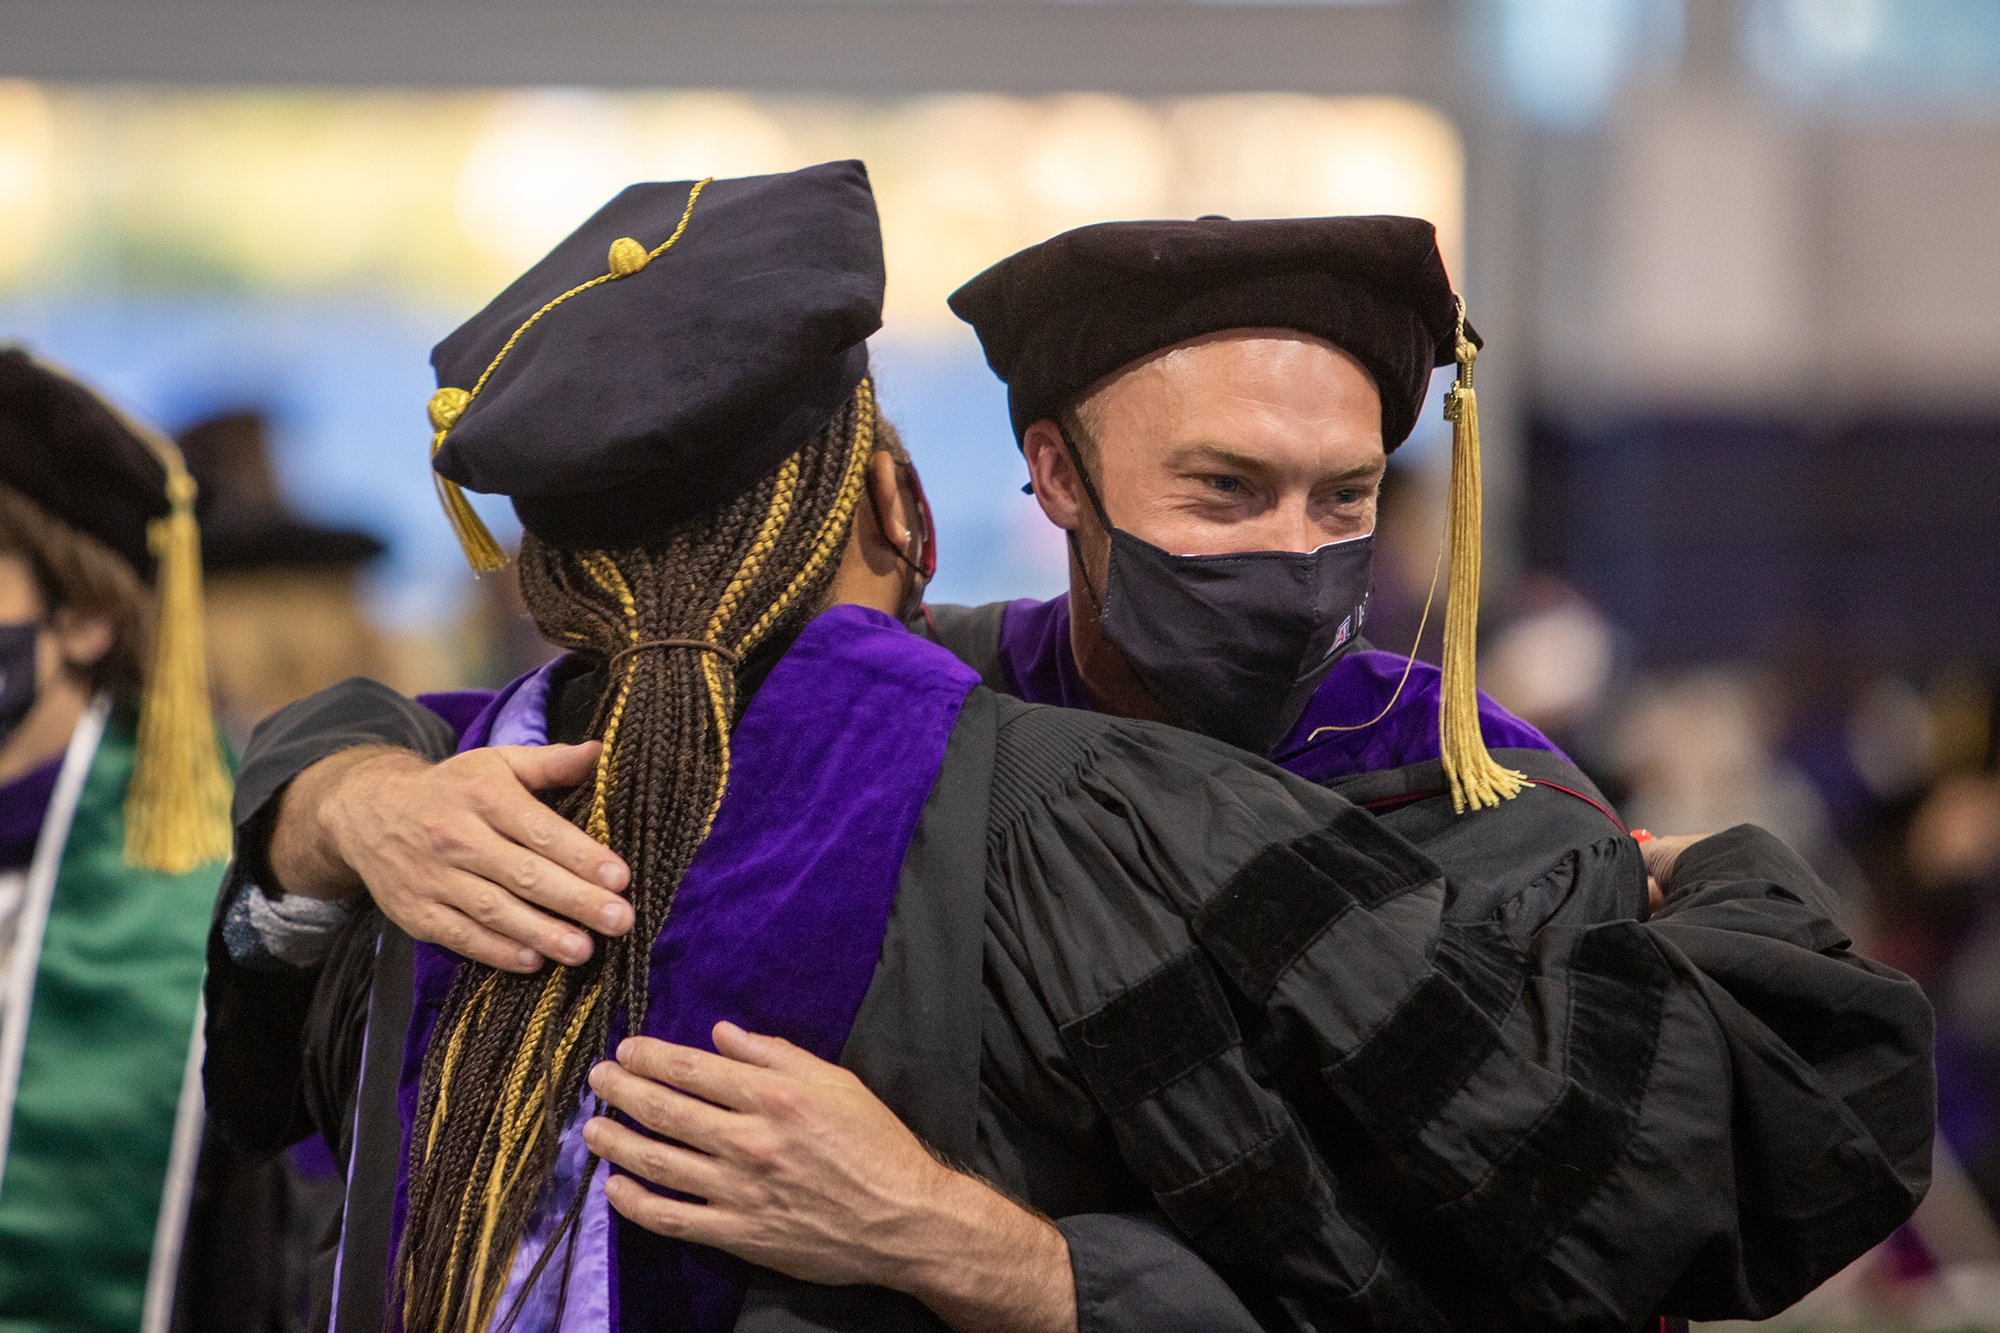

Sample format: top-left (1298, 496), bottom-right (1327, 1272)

top-left (1090, 328), bottom-right (1383, 412)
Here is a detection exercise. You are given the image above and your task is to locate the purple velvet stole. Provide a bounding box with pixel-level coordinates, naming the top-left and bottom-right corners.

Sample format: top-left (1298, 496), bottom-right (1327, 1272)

top-left (990, 593), bottom-right (1560, 783)
top-left (0, 755), bottom-right (62, 870)
top-left (390, 605), bottom-right (978, 1332)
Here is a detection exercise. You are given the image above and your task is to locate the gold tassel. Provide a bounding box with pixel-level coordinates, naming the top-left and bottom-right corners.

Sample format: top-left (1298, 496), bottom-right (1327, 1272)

top-left (1438, 298), bottom-right (1526, 814)
top-left (124, 461), bottom-right (232, 871)
top-left (428, 388), bottom-right (508, 575)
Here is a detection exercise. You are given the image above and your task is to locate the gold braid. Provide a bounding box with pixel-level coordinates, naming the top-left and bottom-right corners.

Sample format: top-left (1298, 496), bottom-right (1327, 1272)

top-left (397, 381), bottom-right (880, 1332)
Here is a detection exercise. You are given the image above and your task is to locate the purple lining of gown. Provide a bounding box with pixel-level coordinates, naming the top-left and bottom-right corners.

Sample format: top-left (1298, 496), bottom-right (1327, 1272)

top-left (389, 606), bottom-right (977, 1332)
top-left (0, 755), bottom-right (62, 870)
top-left (416, 689), bottom-right (506, 748)
top-left (991, 593), bottom-right (1560, 784)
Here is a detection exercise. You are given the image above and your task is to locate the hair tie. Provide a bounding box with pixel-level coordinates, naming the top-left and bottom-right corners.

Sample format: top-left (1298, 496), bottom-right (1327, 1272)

top-left (608, 638), bottom-right (741, 668)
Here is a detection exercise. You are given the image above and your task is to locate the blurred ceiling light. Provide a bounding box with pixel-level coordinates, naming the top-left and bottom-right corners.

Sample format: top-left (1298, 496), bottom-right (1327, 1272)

top-left (10, 86), bottom-right (1466, 339)
top-left (875, 96), bottom-right (1035, 332)
top-left (1022, 95), bottom-right (1171, 234)
top-left (879, 163), bottom-right (1018, 332)
top-left (634, 92), bottom-right (799, 182)
top-left (1490, 0), bottom-right (1676, 133)
top-left (0, 82), bottom-right (55, 283)
top-left (1747, 0), bottom-right (2000, 105)
top-left (1781, 0), bottom-right (1888, 66)
top-left (1171, 95), bottom-right (1464, 278)
top-left (214, 100), bottom-right (439, 289)
top-left (456, 92), bottom-right (637, 268)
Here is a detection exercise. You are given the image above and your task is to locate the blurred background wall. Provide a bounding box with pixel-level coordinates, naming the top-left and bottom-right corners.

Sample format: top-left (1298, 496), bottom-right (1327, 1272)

top-left (5, 1), bottom-right (2000, 1321)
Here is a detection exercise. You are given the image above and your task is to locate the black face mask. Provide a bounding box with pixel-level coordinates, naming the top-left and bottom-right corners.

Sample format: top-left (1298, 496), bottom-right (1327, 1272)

top-left (1063, 428), bottom-right (1374, 756)
top-left (0, 623), bottom-right (38, 741)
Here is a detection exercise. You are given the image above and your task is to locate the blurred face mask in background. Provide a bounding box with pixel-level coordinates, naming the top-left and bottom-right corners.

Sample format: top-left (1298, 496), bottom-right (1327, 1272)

top-left (0, 623), bottom-right (39, 741)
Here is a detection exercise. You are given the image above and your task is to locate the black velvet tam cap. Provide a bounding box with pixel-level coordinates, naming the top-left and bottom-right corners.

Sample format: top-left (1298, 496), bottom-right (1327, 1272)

top-left (177, 412), bottom-right (386, 573)
top-left (947, 214), bottom-right (1477, 452)
top-left (0, 348), bottom-right (171, 577)
top-left (430, 160), bottom-right (885, 551)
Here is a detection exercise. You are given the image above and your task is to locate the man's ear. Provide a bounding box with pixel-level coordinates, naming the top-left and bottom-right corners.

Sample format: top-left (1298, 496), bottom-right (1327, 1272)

top-left (49, 606), bottom-right (114, 674)
top-left (1022, 420), bottom-right (1085, 534)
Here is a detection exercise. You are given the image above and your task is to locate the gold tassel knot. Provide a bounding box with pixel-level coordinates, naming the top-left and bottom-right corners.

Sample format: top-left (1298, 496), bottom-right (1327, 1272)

top-left (427, 388), bottom-right (507, 576)
top-left (423, 180), bottom-right (710, 577)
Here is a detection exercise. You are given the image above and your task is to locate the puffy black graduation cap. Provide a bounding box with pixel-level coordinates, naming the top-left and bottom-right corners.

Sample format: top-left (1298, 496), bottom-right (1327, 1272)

top-left (946, 214), bottom-right (1476, 451)
top-left (176, 411), bottom-right (386, 572)
top-left (428, 160), bottom-right (885, 558)
top-left (0, 348), bottom-right (172, 577)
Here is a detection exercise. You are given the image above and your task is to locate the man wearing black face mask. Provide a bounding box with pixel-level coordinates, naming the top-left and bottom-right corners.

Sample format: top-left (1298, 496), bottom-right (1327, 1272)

top-left (937, 215), bottom-right (1553, 788)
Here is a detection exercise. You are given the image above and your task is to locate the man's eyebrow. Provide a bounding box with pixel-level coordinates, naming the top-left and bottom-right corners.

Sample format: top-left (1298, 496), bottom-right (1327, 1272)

top-left (1161, 442), bottom-right (1277, 474)
top-left (1162, 442), bottom-right (1385, 481)
top-left (1316, 458), bottom-right (1389, 483)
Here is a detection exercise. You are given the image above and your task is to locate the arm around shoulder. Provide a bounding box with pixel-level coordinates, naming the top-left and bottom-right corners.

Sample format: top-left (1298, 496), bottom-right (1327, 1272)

top-left (203, 678), bottom-right (463, 1157)
top-left (232, 676), bottom-right (463, 894)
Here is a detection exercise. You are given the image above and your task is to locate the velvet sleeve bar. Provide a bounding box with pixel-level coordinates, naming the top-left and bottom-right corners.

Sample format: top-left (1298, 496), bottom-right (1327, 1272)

top-left (970, 703), bottom-right (1932, 1331)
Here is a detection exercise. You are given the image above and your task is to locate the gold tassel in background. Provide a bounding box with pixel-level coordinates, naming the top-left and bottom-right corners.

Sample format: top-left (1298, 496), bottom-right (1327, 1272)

top-left (1438, 298), bottom-right (1527, 814)
top-left (125, 454), bottom-right (232, 872)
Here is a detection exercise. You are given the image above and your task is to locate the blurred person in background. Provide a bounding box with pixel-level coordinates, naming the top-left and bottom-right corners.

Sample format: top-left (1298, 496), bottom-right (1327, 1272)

top-left (1907, 762), bottom-right (2000, 1198)
top-left (1841, 671), bottom-right (2000, 1322)
top-left (0, 350), bottom-right (246, 1332)
top-left (1477, 572), bottom-right (1628, 795)
top-left (176, 411), bottom-right (389, 752)
top-left (1612, 668), bottom-right (1861, 906)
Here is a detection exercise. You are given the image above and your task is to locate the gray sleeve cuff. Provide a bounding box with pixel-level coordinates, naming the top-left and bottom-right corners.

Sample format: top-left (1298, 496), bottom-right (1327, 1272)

top-left (220, 880), bottom-right (354, 973)
top-left (1057, 1212), bottom-right (1265, 1333)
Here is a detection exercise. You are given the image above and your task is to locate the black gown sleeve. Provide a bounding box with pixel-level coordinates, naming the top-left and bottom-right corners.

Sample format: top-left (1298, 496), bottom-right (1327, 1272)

top-left (1646, 825), bottom-right (1934, 1318)
top-left (202, 678), bottom-right (459, 1158)
top-left (978, 704), bottom-right (1932, 1333)
top-left (1057, 1214), bottom-right (1268, 1333)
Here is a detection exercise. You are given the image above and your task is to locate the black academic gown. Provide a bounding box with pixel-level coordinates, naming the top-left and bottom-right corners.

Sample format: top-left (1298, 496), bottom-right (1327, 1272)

top-left (205, 674), bottom-right (1932, 1333)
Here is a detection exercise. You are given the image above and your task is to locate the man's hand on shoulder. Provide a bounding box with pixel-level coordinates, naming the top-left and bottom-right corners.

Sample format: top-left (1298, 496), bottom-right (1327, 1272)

top-left (267, 742), bottom-right (633, 972)
top-left (585, 1024), bottom-right (1078, 1333)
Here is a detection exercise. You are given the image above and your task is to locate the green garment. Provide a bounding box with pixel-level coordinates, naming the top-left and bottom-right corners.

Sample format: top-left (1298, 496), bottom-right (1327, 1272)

top-left (0, 712), bottom-right (224, 1333)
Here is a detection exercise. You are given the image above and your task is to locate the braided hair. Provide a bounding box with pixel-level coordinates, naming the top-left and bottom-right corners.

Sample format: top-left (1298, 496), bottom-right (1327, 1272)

top-left (396, 381), bottom-right (879, 1333)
